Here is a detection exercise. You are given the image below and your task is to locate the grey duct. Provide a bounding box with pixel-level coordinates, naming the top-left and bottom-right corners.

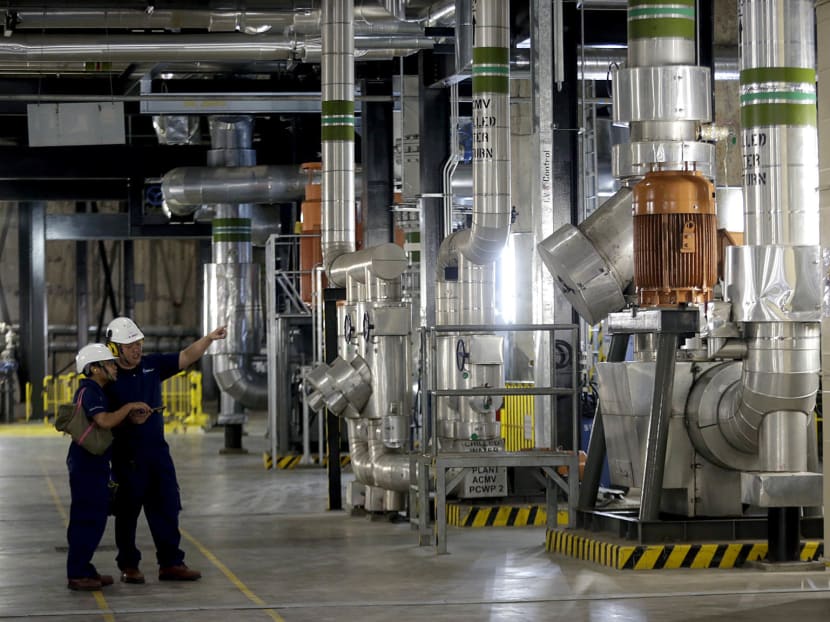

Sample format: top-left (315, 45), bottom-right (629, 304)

top-left (717, 0), bottom-right (821, 475)
top-left (16, 5), bottom-right (422, 36)
top-left (13, 9), bottom-right (295, 33)
top-left (292, 5), bottom-right (424, 36)
top-left (0, 34), bottom-right (297, 63)
top-left (0, 32), bottom-right (430, 65)
top-left (203, 116), bottom-right (268, 410)
top-left (162, 165), bottom-right (307, 215)
top-left (454, 0), bottom-right (473, 74)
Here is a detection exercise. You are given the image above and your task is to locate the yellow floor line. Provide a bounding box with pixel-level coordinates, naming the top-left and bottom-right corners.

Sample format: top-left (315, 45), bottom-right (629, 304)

top-left (181, 528), bottom-right (285, 622)
top-left (92, 591), bottom-right (116, 622)
top-left (43, 467), bottom-right (69, 527)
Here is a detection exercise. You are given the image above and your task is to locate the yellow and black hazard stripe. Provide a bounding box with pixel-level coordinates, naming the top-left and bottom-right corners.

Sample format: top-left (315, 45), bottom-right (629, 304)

top-left (262, 454), bottom-right (353, 470)
top-left (447, 504), bottom-right (569, 528)
top-left (546, 529), bottom-right (824, 570)
top-left (276, 455), bottom-right (302, 470)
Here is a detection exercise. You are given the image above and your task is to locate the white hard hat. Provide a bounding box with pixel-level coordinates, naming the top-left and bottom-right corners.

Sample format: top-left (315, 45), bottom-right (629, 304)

top-left (106, 317), bottom-right (145, 344)
top-left (76, 343), bottom-right (116, 374)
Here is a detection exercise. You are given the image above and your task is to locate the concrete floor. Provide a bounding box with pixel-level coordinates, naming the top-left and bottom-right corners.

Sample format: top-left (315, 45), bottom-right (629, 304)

top-left (1, 417), bottom-right (829, 621)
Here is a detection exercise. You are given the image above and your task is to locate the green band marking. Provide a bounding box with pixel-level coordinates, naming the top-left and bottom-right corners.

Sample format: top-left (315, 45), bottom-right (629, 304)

top-left (629, 7), bottom-right (694, 18)
top-left (741, 103), bottom-right (816, 127)
top-left (321, 100), bottom-right (354, 115)
top-left (628, 17), bottom-right (695, 39)
top-left (740, 91), bottom-right (816, 104)
top-left (473, 76), bottom-right (509, 94)
top-left (740, 67), bottom-right (816, 86)
top-left (473, 47), bottom-right (510, 64)
top-left (473, 65), bottom-right (510, 76)
top-left (322, 126), bottom-right (355, 141)
top-left (630, 0), bottom-right (694, 6)
top-left (213, 218), bottom-right (251, 228)
top-left (213, 234), bottom-right (252, 242)
top-left (322, 116), bottom-right (355, 126)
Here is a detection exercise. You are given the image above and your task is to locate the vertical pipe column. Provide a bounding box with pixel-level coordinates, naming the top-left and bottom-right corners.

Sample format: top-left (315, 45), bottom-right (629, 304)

top-left (639, 332), bottom-right (679, 522)
top-left (735, 0), bottom-right (821, 560)
top-left (204, 116), bottom-right (267, 442)
top-left (464, 0), bottom-right (511, 263)
top-left (321, 0), bottom-right (356, 278)
top-left (360, 79), bottom-right (394, 249)
top-left (75, 202), bottom-right (88, 352)
top-left (740, 0), bottom-right (818, 247)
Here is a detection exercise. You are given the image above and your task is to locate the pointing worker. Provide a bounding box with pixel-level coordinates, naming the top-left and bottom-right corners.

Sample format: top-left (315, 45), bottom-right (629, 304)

top-left (104, 317), bottom-right (227, 584)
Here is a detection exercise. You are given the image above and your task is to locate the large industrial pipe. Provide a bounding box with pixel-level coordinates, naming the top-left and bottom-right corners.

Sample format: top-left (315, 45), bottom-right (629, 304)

top-left (320, 0), bottom-right (357, 283)
top-left (724, 0), bottom-right (820, 472)
top-left (162, 165), bottom-right (307, 215)
top-left (447, 0), bottom-right (512, 267)
top-left (203, 116), bottom-right (268, 410)
top-left (0, 33), bottom-right (296, 62)
top-left (347, 419), bottom-right (410, 492)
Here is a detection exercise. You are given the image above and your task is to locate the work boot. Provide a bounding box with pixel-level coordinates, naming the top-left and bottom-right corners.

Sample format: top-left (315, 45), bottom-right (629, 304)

top-left (67, 577), bottom-right (102, 591)
top-left (159, 564), bottom-right (202, 581)
top-left (120, 567), bottom-right (145, 584)
top-left (96, 574), bottom-right (114, 586)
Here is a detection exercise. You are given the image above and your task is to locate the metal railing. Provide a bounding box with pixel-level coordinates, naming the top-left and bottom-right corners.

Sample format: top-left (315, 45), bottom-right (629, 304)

top-left (25, 370), bottom-right (205, 428)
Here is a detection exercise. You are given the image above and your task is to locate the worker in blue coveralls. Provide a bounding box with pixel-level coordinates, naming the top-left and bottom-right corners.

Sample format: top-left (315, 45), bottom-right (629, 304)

top-left (105, 317), bottom-right (227, 584)
top-left (66, 343), bottom-right (151, 591)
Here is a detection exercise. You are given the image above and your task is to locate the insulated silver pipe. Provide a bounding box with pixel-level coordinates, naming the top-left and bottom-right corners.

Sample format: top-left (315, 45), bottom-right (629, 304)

top-left (729, 0), bottom-right (820, 473)
top-left (15, 9), bottom-right (295, 33)
top-left (292, 5), bottom-right (424, 35)
top-left (722, 323), bottom-right (820, 459)
top-left (320, 0), bottom-right (356, 282)
top-left (328, 243), bottom-right (408, 286)
top-left (434, 0), bottom-right (511, 284)
top-left (740, 0), bottom-right (819, 246)
top-left (162, 165), bottom-right (307, 214)
top-left (0, 33), bottom-right (296, 62)
top-left (454, 0), bottom-right (473, 73)
top-left (203, 116), bottom-right (267, 410)
top-left (457, 0), bottom-right (511, 265)
top-left (346, 419), bottom-right (410, 492)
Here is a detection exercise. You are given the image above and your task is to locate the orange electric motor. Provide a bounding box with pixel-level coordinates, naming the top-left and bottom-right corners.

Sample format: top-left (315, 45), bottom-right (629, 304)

top-left (299, 162), bottom-right (325, 303)
top-left (632, 170), bottom-right (718, 307)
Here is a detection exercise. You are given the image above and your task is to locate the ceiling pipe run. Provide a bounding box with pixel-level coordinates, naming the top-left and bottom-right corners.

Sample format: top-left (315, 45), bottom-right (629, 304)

top-left (162, 165), bottom-right (307, 215)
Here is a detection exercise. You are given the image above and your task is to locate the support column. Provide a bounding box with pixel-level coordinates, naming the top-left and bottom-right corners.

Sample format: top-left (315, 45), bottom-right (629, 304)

top-left (75, 202), bottom-right (88, 351)
top-left (417, 52), bottom-right (450, 328)
top-left (18, 202), bottom-right (46, 421)
top-left (639, 332), bottom-right (680, 522)
top-left (324, 287), bottom-right (346, 510)
top-left (361, 79), bottom-right (395, 248)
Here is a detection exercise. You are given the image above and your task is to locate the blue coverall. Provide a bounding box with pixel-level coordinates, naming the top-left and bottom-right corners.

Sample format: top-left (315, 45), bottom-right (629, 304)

top-left (66, 379), bottom-right (113, 580)
top-left (105, 352), bottom-right (184, 570)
